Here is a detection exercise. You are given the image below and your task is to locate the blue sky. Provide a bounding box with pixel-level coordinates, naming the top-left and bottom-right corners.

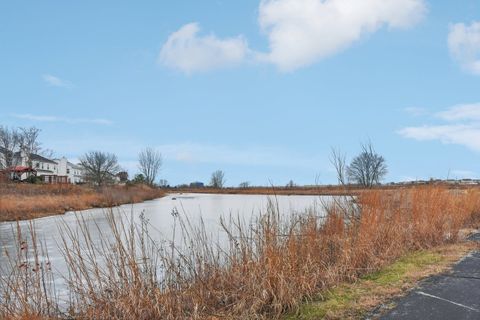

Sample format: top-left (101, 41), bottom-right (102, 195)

top-left (1, 0), bottom-right (480, 186)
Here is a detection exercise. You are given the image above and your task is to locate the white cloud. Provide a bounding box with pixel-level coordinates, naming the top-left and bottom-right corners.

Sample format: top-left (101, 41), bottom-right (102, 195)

top-left (405, 107), bottom-right (428, 117)
top-left (12, 113), bottom-right (113, 126)
top-left (159, 0), bottom-right (425, 74)
top-left (258, 0), bottom-right (426, 71)
top-left (157, 142), bottom-right (322, 168)
top-left (158, 23), bottom-right (249, 74)
top-left (398, 103), bottom-right (480, 152)
top-left (42, 74), bottom-right (73, 88)
top-left (436, 103), bottom-right (480, 121)
top-left (398, 124), bottom-right (480, 151)
top-left (448, 22), bottom-right (480, 75)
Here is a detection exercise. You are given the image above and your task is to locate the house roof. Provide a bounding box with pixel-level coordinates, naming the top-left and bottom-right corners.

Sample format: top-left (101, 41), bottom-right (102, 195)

top-left (2, 166), bottom-right (37, 173)
top-left (30, 153), bottom-right (57, 164)
top-left (68, 162), bottom-right (83, 170)
top-left (0, 148), bottom-right (57, 164)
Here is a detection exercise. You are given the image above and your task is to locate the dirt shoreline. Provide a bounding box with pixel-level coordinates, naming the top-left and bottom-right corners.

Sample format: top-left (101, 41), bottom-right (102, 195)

top-left (172, 183), bottom-right (480, 196)
top-left (0, 183), bottom-right (165, 222)
top-left (1, 183), bottom-right (478, 223)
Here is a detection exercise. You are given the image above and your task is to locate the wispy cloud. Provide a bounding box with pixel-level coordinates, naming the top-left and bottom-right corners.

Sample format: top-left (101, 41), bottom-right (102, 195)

top-left (398, 103), bottom-right (480, 151)
top-left (12, 113), bottom-right (113, 126)
top-left (42, 74), bottom-right (73, 88)
top-left (42, 138), bottom-right (325, 173)
top-left (448, 21), bottom-right (480, 75)
top-left (404, 107), bottom-right (428, 117)
top-left (156, 142), bottom-right (321, 168)
top-left (436, 103), bottom-right (480, 121)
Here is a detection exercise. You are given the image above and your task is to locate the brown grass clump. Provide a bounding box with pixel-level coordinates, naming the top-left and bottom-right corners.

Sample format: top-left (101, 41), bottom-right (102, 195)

top-left (0, 183), bottom-right (164, 221)
top-left (1, 186), bottom-right (480, 319)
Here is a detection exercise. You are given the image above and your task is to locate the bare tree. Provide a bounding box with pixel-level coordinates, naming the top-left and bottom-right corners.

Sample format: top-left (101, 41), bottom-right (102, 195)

top-left (79, 151), bottom-right (120, 186)
top-left (330, 147), bottom-right (347, 185)
top-left (347, 142), bottom-right (387, 187)
top-left (158, 179), bottom-right (169, 188)
top-left (19, 127), bottom-right (42, 166)
top-left (0, 126), bottom-right (22, 169)
top-left (138, 147), bottom-right (163, 186)
top-left (239, 181), bottom-right (250, 188)
top-left (40, 148), bottom-right (55, 159)
top-left (210, 170), bottom-right (225, 188)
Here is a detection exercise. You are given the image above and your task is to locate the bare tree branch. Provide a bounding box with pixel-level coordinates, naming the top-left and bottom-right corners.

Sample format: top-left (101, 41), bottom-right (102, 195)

top-left (0, 126), bottom-right (22, 169)
top-left (347, 142), bottom-right (387, 187)
top-left (138, 148), bottom-right (163, 186)
top-left (19, 127), bottom-right (41, 167)
top-left (210, 170), bottom-right (225, 188)
top-left (330, 147), bottom-right (347, 185)
top-left (79, 151), bottom-right (120, 186)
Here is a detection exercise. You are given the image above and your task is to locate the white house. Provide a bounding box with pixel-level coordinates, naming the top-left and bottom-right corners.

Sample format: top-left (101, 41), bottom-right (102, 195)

top-left (21, 153), bottom-right (68, 183)
top-left (0, 147), bottom-right (84, 184)
top-left (29, 153), bottom-right (58, 177)
top-left (54, 157), bottom-right (84, 184)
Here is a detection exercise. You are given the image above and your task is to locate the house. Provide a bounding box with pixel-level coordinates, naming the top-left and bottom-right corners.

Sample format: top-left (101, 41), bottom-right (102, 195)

top-left (116, 171), bottom-right (129, 183)
top-left (0, 148), bottom-right (60, 182)
top-left (189, 181), bottom-right (205, 188)
top-left (22, 153), bottom-right (71, 184)
top-left (4, 166), bottom-right (37, 181)
top-left (54, 157), bottom-right (85, 184)
top-left (29, 153), bottom-right (59, 179)
top-left (0, 147), bottom-right (84, 184)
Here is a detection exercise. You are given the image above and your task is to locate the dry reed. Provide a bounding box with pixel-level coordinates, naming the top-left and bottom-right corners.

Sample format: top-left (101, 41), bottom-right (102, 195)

top-left (1, 186), bottom-right (479, 319)
top-left (0, 183), bottom-right (164, 222)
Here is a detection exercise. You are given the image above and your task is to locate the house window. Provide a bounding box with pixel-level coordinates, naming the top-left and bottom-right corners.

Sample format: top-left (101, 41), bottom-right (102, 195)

top-left (36, 162), bottom-right (40, 168)
top-left (67, 169), bottom-right (70, 174)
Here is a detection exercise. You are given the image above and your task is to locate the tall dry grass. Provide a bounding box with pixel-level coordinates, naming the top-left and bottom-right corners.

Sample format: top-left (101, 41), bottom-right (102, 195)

top-left (0, 222), bottom-right (59, 319)
top-left (1, 186), bottom-right (479, 319)
top-left (0, 183), bottom-right (164, 221)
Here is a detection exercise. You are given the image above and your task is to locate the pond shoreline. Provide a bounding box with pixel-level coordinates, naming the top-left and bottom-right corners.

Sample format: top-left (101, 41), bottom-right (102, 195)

top-left (2, 183), bottom-right (478, 223)
top-left (0, 183), bottom-right (166, 222)
top-left (2, 187), bottom-right (479, 319)
top-left (171, 183), bottom-right (480, 196)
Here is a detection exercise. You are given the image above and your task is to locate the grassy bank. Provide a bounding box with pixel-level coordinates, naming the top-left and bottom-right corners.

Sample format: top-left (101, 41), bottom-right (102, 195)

top-left (0, 183), bottom-right (165, 222)
top-left (284, 242), bottom-right (477, 319)
top-left (1, 186), bottom-right (480, 319)
top-left (174, 184), bottom-right (480, 197)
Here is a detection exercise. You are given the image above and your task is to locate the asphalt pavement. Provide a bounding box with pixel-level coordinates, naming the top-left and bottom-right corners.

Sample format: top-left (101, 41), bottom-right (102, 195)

top-left (378, 234), bottom-right (480, 320)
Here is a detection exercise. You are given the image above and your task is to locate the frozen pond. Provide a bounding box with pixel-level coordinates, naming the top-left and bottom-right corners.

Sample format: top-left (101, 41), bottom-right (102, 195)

top-left (0, 193), bottom-right (331, 301)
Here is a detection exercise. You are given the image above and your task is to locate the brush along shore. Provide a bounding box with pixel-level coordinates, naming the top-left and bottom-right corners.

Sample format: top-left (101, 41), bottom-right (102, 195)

top-left (1, 186), bottom-right (479, 319)
top-left (0, 183), bottom-right (165, 222)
